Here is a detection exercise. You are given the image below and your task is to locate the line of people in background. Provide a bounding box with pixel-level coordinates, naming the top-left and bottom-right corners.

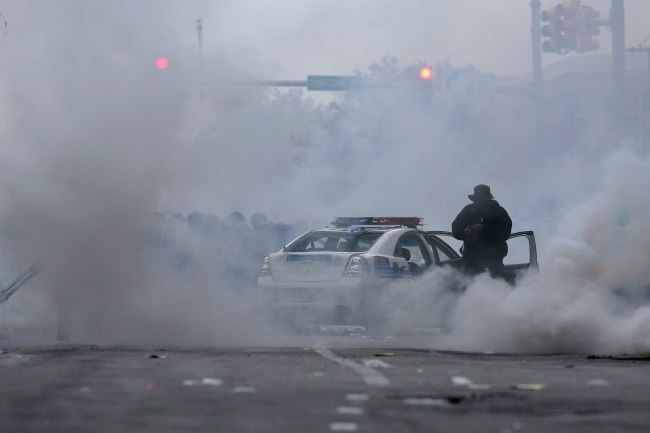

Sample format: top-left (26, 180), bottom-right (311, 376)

top-left (138, 210), bottom-right (308, 289)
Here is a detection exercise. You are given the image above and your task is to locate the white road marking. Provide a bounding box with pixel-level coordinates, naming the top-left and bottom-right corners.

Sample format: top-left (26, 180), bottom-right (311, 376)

top-left (337, 406), bottom-right (364, 415)
top-left (314, 347), bottom-right (391, 387)
top-left (330, 422), bottom-right (359, 431)
top-left (362, 359), bottom-right (392, 368)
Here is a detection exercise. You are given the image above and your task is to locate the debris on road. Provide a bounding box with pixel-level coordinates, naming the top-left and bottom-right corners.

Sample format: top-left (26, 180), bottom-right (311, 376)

top-left (183, 378), bottom-right (223, 387)
top-left (329, 422), bottom-right (359, 432)
top-left (148, 354), bottom-right (168, 359)
top-left (403, 397), bottom-right (449, 406)
top-left (510, 383), bottom-right (546, 391)
top-left (586, 379), bottom-right (609, 387)
top-left (345, 393), bottom-right (369, 402)
top-left (451, 376), bottom-right (492, 390)
top-left (310, 371), bottom-right (326, 378)
top-left (336, 406), bottom-right (364, 415)
top-left (233, 386), bottom-right (256, 393)
top-left (451, 376), bottom-right (472, 386)
top-left (373, 352), bottom-right (394, 357)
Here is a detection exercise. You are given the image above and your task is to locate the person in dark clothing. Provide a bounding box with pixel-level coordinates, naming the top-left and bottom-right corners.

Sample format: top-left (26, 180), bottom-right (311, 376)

top-left (452, 185), bottom-right (512, 277)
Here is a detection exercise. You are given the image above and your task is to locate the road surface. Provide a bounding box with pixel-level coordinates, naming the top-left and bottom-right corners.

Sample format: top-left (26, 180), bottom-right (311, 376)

top-left (1, 328), bottom-right (649, 432)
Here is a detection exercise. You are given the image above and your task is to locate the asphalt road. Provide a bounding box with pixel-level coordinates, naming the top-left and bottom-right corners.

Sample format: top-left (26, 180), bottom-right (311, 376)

top-left (1, 329), bottom-right (650, 433)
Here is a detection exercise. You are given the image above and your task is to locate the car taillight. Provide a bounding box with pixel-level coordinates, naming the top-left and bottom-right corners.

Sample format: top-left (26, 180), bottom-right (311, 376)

top-left (344, 255), bottom-right (369, 277)
top-left (259, 256), bottom-right (272, 277)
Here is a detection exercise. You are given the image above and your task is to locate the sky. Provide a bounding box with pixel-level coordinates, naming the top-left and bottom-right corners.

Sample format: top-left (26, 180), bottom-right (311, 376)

top-left (180, 0), bottom-right (650, 80)
top-left (2, 1), bottom-right (643, 82)
top-left (1, 1), bottom-right (650, 352)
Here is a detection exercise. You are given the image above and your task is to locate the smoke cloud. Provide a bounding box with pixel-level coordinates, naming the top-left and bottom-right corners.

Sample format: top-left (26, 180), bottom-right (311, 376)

top-left (1, 1), bottom-right (649, 353)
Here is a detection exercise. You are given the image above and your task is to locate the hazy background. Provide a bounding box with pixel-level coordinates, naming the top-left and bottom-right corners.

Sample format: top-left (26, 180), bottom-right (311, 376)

top-left (0, 0), bottom-right (649, 352)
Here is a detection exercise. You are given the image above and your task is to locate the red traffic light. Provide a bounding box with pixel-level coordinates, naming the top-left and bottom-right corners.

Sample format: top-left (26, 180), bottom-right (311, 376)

top-left (419, 66), bottom-right (434, 80)
top-left (155, 57), bottom-right (169, 70)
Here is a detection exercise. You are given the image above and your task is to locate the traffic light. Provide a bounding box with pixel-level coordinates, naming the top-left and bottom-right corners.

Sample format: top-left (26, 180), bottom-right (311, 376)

top-left (541, 5), bottom-right (566, 54)
top-left (579, 5), bottom-right (601, 52)
top-left (155, 56), bottom-right (169, 70)
top-left (560, 1), bottom-right (581, 52)
top-left (419, 66), bottom-right (434, 80)
top-left (541, 2), bottom-right (602, 55)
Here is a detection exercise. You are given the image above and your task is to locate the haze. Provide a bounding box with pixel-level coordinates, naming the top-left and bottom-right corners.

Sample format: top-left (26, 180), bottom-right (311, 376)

top-left (1, 1), bottom-right (649, 353)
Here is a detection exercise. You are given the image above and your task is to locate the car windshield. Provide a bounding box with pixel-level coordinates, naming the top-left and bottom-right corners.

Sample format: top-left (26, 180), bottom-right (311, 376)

top-left (287, 232), bottom-right (382, 253)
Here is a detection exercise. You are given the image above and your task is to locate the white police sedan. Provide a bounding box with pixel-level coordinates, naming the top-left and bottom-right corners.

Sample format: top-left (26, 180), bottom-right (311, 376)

top-left (257, 217), bottom-right (537, 327)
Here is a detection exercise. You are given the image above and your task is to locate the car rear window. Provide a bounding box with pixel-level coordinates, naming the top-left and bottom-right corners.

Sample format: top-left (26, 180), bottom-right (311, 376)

top-left (288, 232), bottom-right (382, 253)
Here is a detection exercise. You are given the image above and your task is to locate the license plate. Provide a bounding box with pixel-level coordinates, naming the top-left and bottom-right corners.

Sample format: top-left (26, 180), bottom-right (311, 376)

top-left (284, 288), bottom-right (318, 303)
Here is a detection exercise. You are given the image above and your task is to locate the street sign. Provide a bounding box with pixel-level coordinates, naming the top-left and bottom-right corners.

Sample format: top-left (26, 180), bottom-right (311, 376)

top-left (307, 75), bottom-right (362, 91)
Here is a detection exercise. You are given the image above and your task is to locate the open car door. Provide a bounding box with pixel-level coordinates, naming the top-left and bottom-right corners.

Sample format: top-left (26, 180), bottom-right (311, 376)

top-left (426, 231), bottom-right (538, 279)
top-left (502, 231), bottom-right (539, 274)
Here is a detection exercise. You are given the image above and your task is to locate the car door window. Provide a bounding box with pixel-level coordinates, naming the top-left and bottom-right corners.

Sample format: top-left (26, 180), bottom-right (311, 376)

top-left (290, 233), bottom-right (382, 253)
top-left (291, 234), bottom-right (331, 251)
top-left (426, 235), bottom-right (460, 264)
top-left (395, 234), bottom-right (431, 269)
top-left (352, 234), bottom-right (382, 252)
top-left (436, 245), bottom-right (452, 262)
top-left (504, 235), bottom-right (531, 265)
top-left (306, 236), bottom-right (327, 251)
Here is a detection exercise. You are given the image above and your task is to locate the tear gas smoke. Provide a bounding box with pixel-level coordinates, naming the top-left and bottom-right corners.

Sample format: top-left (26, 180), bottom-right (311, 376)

top-left (0, 2), bottom-right (265, 345)
top-left (1, 2), bottom-right (649, 353)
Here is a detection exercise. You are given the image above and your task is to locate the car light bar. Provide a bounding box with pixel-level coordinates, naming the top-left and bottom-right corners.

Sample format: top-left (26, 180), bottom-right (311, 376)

top-left (331, 217), bottom-right (423, 228)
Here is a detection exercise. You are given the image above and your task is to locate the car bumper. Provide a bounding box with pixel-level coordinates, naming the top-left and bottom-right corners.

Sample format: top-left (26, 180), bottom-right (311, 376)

top-left (256, 276), bottom-right (368, 306)
top-left (256, 275), bottom-right (411, 325)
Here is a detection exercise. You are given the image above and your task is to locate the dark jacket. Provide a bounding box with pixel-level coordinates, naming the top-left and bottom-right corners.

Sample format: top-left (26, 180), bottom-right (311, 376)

top-left (452, 200), bottom-right (512, 261)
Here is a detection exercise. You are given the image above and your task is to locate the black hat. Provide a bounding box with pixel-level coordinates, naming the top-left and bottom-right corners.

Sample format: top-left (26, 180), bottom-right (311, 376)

top-left (468, 184), bottom-right (494, 201)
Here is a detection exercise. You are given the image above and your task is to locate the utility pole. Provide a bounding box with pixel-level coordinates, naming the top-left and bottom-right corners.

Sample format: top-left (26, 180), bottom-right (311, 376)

top-left (196, 18), bottom-right (204, 100)
top-left (610, 0), bottom-right (626, 123)
top-left (530, 0), bottom-right (545, 149)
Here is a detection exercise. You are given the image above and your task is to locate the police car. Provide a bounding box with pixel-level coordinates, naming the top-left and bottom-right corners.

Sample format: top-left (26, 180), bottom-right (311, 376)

top-left (257, 217), bottom-right (537, 326)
